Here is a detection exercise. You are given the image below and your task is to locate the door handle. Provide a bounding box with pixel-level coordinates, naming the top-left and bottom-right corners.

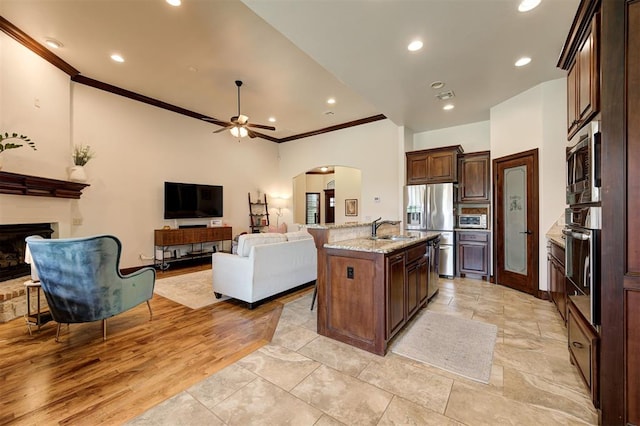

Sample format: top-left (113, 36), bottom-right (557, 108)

top-left (519, 230), bottom-right (532, 235)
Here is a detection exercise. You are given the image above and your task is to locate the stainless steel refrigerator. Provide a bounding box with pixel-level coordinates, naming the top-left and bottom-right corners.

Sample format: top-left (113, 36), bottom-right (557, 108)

top-left (404, 183), bottom-right (455, 277)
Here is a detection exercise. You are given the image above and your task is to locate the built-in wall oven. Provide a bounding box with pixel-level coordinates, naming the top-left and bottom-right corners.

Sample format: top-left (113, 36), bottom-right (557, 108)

top-left (563, 205), bottom-right (600, 328)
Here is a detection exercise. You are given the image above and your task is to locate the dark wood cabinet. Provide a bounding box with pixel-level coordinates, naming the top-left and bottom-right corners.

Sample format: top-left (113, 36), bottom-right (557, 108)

top-left (566, 12), bottom-right (600, 139)
top-left (386, 252), bottom-right (406, 339)
top-left (458, 151), bottom-right (490, 203)
top-left (405, 243), bottom-right (428, 320)
top-left (547, 240), bottom-right (567, 322)
top-left (566, 0), bottom-right (640, 421)
top-left (456, 231), bottom-right (490, 280)
top-left (567, 298), bottom-right (599, 408)
top-left (321, 238), bottom-right (433, 355)
top-left (406, 145), bottom-right (463, 184)
top-left (326, 254), bottom-right (378, 349)
top-left (154, 226), bottom-right (232, 268)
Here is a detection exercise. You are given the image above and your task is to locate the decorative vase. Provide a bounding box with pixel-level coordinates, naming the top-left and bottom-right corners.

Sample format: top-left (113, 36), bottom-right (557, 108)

top-left (68, 165), bottom-right (87, 182)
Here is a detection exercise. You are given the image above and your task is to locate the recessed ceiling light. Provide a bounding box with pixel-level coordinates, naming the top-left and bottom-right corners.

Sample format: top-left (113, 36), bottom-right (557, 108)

top-left (430, 81), bottom-right (445, 90)
top-left (443, 104), bottom-right (455, 111)
top-left (268, 117), bottom-right (276, 123)
top-left (320, 167), bottom-right (328, 172)
top-left (515, 57), bottom-right (532, 67)
top-left (166, 0), bottom-right (181, 6)
top-left (110, 54), bottom-right (125, 63)
top-left (45, 38), bottom-right (63, 49)
top-left (327, 98), bottom-right (336, 105)
top-left (407, 40), bottom-right (423, 52)
top-left (518, 0), bottom-right (541, 12)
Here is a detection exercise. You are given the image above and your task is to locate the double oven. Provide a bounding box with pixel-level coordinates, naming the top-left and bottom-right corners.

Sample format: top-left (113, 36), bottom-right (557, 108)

top-left (564, 120), bottom-right (601, 328)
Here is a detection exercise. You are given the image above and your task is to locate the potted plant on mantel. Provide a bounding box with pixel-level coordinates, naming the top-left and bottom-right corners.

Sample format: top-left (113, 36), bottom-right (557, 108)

top-left (0, 132), bottom-right (37, 171)
top-left (69, 144), bottom-right (94, 182)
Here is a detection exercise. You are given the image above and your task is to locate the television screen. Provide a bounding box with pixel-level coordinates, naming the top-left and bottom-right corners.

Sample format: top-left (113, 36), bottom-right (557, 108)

top-left (164, 182), bottom-right (223, 219)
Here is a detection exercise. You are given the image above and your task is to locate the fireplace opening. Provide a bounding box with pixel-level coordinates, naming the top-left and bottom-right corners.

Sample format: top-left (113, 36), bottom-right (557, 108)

top-left (0, 223), bottom-right (54, 282)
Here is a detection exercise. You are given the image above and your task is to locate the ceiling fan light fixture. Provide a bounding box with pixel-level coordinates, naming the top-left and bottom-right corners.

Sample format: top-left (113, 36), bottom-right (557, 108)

top-left (230, 126), bottom-right (248, 138)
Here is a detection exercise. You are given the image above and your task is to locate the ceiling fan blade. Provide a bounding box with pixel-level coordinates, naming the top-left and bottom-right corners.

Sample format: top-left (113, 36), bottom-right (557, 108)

top-left (247, 128), bottom-right (258, 139)
top-left (202, 117), bottom-right (231, 127)
top-left (247, 123), bottom-right (276, 131)
top-left (213, 125), bottom-right (233, 134)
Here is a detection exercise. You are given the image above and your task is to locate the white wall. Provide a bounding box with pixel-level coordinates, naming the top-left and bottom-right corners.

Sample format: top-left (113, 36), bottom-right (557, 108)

top-left (277, 119), bottom-right (403, 224)
top-left (334, 166), bottom-right (361, 224)
top-left (0, 32), bottom-right (74, 237)
top-left (1, 34), bottom-right (281, 268)
top-left (413, 121), bottom-right (490, 153)
top-left (490, 78), bottom-right (567, 291)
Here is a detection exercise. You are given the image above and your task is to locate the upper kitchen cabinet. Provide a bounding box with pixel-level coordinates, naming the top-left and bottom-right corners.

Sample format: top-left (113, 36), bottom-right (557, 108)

top-left (458, 151), bottom-right (490, 203)
top-left (406, 145), bottom-right (464, 185)
top-left (558, 1), bottom-right (601, 139)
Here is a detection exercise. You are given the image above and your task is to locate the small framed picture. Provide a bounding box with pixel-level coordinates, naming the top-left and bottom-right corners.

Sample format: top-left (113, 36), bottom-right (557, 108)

top-left (345, 199), bottom-right (358, 216)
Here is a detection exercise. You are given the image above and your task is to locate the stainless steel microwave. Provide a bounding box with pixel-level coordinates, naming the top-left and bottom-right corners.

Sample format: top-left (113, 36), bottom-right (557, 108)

top-left (566, 121), bottom-right (601, 205)
top-left (458, 214), bottom-right (487, 229)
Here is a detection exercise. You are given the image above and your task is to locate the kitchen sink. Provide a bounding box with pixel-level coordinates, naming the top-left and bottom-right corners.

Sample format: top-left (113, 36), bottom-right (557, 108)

top-left (370, 235), bottom-right (416, 241)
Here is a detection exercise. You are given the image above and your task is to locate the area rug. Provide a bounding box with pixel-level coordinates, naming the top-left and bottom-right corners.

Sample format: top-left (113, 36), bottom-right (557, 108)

top-left (153, 269), bottom-right (228, 309)
top-left (391, 310), bottom-right (498, 384)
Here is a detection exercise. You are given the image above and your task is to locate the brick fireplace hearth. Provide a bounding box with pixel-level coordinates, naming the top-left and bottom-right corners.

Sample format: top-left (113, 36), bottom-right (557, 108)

top-left (0, 223), bottom-right (54, 323)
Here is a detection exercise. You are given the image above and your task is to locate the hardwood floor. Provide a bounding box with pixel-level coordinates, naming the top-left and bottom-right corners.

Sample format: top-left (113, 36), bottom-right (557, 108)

top-left (0, 265), bottom-right (302, 425)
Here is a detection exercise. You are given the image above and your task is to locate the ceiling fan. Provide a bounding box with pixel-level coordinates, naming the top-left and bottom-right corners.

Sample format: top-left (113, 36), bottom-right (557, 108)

top-left (204, 80), bottom-right (276, 139)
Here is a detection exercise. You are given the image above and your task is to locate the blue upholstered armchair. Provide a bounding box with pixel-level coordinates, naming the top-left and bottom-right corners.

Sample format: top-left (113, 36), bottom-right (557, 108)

top-left (25, 235), bottom-right (155, 342)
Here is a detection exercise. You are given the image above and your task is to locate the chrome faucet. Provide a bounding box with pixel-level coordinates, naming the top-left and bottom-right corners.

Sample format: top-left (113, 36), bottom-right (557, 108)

top-left (371, 217), bottom-right (400, 238)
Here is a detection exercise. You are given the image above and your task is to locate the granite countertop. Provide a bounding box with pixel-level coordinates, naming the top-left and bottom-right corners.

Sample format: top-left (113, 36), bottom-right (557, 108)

top-left (546, 215), bottom-right (566, 248)
top-left (305, 222), bottom-right (375, 230)
top-left (324, 231), bottom-right (441, 254)
top-left (547, 232), bottom-right (566, 248)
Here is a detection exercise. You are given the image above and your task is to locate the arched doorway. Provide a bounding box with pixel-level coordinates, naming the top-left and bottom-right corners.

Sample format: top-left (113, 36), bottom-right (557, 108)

top-left (292, 166), bottom-right (361, 225)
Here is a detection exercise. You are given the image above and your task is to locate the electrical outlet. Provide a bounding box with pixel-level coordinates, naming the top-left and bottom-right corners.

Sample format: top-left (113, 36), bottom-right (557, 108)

top-left (72, 218), bottom-right (83, 226)
top-left (347, 266), bottom-right (354, 279)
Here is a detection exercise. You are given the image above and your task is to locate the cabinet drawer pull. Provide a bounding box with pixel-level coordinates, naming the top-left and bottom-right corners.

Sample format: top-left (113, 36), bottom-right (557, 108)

top-left (571, 341), bottom-right (584, 349)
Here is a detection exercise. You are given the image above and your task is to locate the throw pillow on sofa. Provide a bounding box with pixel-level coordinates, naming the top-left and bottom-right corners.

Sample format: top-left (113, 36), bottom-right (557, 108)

top-left (236, 233), bottom-right (287, 257)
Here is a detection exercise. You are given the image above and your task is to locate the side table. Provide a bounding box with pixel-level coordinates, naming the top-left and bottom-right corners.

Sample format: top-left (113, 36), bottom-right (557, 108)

top-left (24, 280), bottom-right (53, 335)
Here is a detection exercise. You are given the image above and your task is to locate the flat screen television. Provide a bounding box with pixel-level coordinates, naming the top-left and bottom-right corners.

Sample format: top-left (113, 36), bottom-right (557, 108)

top-left (164, 182), bottom-right (223, 219)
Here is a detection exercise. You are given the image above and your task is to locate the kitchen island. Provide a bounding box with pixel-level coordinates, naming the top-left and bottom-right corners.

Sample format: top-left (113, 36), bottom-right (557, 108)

top-left (306, 223), bottom-right (440, 355)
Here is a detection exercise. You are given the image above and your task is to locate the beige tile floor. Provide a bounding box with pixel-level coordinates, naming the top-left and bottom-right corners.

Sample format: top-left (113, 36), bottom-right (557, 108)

top-left (128, 277), bottom-right (598, 425)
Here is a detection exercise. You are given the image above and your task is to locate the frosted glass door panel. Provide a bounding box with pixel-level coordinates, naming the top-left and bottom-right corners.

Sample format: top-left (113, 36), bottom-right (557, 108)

top-left (504, 165), bottom-right (527, 275)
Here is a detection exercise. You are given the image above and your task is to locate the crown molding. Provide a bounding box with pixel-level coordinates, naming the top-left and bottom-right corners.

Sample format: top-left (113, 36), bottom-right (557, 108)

top-left (2, 17), bottom-right (386, 143)
top-left (0, 16), bottom-right (79, 76)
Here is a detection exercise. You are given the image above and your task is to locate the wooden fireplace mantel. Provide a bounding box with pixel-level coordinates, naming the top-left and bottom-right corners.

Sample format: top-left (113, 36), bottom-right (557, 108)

top-left (0, 171), bottom-right (90, 199)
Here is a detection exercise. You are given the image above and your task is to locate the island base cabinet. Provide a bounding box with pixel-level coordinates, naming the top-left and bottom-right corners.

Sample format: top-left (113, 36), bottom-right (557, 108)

top-left (386, 253), bottom-right (406, 339)
top-left (321, 239), bottom-right (433, 356)
top-left (325, 250), bottom-right (386, 355)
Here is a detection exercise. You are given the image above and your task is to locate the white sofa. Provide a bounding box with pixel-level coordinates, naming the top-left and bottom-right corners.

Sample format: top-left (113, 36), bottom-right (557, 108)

top-left (212, 230), bottom-right (317, 308)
